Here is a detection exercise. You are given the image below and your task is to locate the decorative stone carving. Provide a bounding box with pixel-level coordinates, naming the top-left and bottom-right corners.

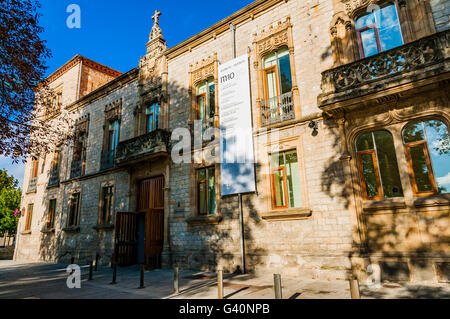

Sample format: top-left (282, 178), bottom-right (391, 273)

top-left (74, 114), bottom-right (89, 134)
top-left (321, 30), bottom-right (450, 94)
top-left (189, 54), bottom-right (217, 86)
top-left (104, 98), bottom-right (122, 121)
top-left (253, 17), bottom-right (291, 57)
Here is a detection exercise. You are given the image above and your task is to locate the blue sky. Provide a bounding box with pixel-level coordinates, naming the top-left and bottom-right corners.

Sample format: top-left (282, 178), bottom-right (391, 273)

top-left (0, 0), bottom-right (254, 187)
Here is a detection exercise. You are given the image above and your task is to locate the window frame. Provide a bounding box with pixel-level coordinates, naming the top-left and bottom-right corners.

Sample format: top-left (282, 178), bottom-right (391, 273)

top-left (263, 65), bottom-right (280, 100)
top-left (271, 166), bottom-right (289, 209)
top-left (31, 159), bottom-right (39, 178)
top-left (196, 166), bottom-right (216, 216)
top-left (145, 102), bottom-right (159, 133)
top-left (25, 203), bottom-right (33, 231)
top-left (355, 24), bottom-right (382, 58)
top-left (99, 186), bottom-right (114, 225)
top-left (404, 140), bottom-right (438, 196)
top-left (357, 149), bottom-right (384, 200)
top-left (47, 199), bottom-right (56, 229)
top-left (68, 193), bottom-right (81, 227)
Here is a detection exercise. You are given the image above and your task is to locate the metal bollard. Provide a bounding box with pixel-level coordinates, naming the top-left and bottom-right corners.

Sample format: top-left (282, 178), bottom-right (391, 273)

top-left (89, 261), bottom-right (93, 281)
top-left (139, 264), bottom-right (145, 289)
top-left (218, 267), bottom-right (224, 299)
top-left (94, 253), bottom-right (100, 271)
top-left (110, 262), bottom-right (117, 285)
top-left (174, 266), bottom-right (179, 294)
top-left (349, 275), bottom-right (361, 299)
top-left (70, 257), bottom-right (75, 264)
top-left (274, 274), bottom-right (282, 299)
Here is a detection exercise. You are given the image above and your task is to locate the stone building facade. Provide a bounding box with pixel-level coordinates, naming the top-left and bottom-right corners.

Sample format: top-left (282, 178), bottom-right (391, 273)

top-left (14, 0), bottom-right (449, 283)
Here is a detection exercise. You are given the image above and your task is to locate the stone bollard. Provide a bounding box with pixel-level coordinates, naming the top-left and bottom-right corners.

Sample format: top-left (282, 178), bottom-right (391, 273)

top-left (349, 275), bottom-right (361, 299)
top-left (274, 274), bottom-right (282, 299)
top-left (217, 267), bottom-right (224, 299)
top-left (94, 253), bottom-right (100, 271)
top-left (139, 264), bottom-right (145, 289)
top-left (88, 261), bottom-right (93, 281)
top-left (174, 266), bottom-right (179, 294)
top-left (110, 262), bottom-right (117, 285)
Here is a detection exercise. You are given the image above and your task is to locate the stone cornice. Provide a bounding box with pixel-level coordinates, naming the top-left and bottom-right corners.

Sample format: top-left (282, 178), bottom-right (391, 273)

top-left (44, 55), bottom-right (122, 87)
top-left (165, 0), bottom-right (289, 60)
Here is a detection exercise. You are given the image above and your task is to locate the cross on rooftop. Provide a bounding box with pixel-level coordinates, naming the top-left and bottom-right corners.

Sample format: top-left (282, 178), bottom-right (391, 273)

top-left (152, 10), bottom-right (162, 25)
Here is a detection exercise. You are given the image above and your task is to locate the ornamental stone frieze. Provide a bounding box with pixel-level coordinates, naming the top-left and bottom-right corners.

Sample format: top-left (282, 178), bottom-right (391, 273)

top-left (189, 54), bottom-right (217, 87)
top-left (252, 17), bottom-right (292, 58)
top-left (104, 98), bottom-right (122, 122)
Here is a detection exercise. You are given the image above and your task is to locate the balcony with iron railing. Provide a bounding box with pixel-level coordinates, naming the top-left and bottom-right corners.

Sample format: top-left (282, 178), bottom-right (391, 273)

top-left (260, 91), bottom-right (295, 127)
top-left (100, 150), bottom-right (115, 171)
top-left (47, 170), bottom-right (60, 188)
top-left (115, 129), bottom-right (171, 166)
top-left (318, 30), bottom-right (450, 109)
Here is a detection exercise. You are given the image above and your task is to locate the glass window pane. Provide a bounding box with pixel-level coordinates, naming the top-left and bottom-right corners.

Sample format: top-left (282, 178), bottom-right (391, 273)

top-left (208, 168), bottom-right (215, 215)
top-left (284, 150), bottom-right (302, 207)
top-left (373, 131), bottom-right (403, 197)
top-left (409, 144), bottom-right (433, 193)
top-left (403, 122), bottom-right (425, 143)
top-left (197, 168), bottom-right (206, 180)
top-left (356, 11), bottom-right (375, 29)
top-left (199, 182), bottom-right (206, 215)
top-left (356, 132), bottom-right (374, 151)
top-left (263, 52), bottom-right (277, 68)
top-left (208, 83), bottom-right (215, 118)
top-left (424, 120), bottom-right (450, 193)
top-left (278, 53), bottom-right (292, 94)
top-left (198, 95), bottom-right (206, 121)
top-left (265, 68), bottom-right (278, 98)
top-left (154, 103), bottom-right (159, 130)
top-left (147, 114), bottom-right (153, 132)
top-left (360, 153), bottom-right (380, 198)
top-left (273, 169), bottom-right (286, 207)
top-left (360, 28), bottom-right (379, 57)
top-left (377, 4), bottom-right (403, 51)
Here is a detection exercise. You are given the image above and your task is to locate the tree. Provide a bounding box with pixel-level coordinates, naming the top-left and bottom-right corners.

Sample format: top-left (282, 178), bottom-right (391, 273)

top-left (0, 169), bottom-right (21, 235)
top-left (0, 0), bottom-right (73, 162)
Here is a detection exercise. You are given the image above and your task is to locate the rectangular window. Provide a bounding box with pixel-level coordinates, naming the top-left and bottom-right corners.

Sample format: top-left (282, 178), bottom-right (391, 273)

top-left (107, 120), bottom-right (120, 151)
top-left (196, 80), bottom-right (215, 136)
top-left (197, 167), bottom-right (216, 215)
top-left (99, 186), bottom-right (113, 225)
top-left (47, 199), bottom-right (56, 229)
top-left (68, 193), bottom-right (81, 227)
top-left (270, 150), bottom-right (302, 209)
top-left (51, 147), bottom-right (61, 172)
top-left (146, 103), bottom-right (159, 133)
top-left (25, 204), bottom-right (34, 231)
top-left (31, 159), bottom-right (39, 178)
top-left (263, 48), bottom-right (292, 99)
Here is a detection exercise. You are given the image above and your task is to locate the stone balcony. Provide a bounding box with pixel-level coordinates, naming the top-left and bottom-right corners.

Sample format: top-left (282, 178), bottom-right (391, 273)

top-left (260, 91), bottom-right (294, 127)
top-left (318, 30), bottom-right (450, 112)
top-left (115, 129), bottom-right (171, 166)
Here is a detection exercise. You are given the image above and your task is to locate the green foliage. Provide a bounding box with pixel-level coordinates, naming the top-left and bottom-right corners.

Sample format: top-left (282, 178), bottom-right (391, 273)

top-left (0, 169), bottom-right (21, 235)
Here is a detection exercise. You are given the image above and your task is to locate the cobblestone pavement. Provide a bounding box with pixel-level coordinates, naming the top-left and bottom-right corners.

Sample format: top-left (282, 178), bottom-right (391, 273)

top-left (0, 261), bottom-right (449, 299)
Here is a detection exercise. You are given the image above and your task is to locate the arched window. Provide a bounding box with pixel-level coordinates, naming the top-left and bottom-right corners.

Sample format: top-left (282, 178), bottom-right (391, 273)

top-left (355, 3), bottom-right (403, 58)
top-left (356, 130), bottom-right (403, 200)
top-left (403, 119), bottom-right (450, 195)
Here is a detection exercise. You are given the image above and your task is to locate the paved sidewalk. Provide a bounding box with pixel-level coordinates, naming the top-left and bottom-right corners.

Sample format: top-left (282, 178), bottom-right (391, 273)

top-left (0, 261), bottom-right (449, 299)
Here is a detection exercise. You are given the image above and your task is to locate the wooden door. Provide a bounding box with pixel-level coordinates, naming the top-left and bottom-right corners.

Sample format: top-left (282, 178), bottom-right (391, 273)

top-left (138, 176), bottom-right (164, 269)
top-left (114, 212), bottom-right (139, 266)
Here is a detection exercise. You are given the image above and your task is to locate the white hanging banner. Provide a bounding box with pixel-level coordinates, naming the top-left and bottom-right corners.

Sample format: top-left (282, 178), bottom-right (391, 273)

top-left (218, 54), bottom-right (256, 196)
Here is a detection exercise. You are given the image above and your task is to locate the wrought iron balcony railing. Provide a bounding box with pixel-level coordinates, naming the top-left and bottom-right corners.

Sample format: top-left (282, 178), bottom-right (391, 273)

top-left (260, 91), bottom-right (295, 127)
top-left (47, 170), bottom-right (60, 188)
top-left (115, 129), bottom-right (170, 165)
top-left (70, 160), bottom-right (82, 179)
top-left (27, 177), bottom-right (37, 193)
top-left (100, 150), bottom-right (115, 171)
top-left (319, 30), bottom-right (450, 106)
